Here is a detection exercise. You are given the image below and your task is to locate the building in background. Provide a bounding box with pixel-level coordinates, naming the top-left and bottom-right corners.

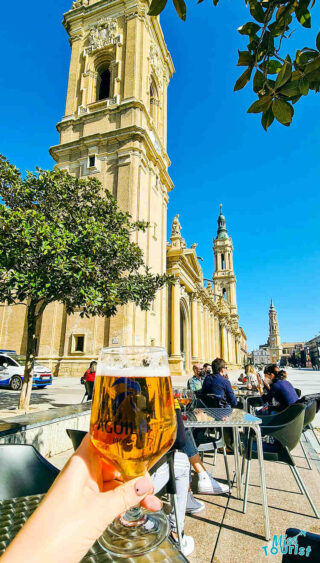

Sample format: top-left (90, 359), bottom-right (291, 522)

top-left (239, 327), bottom-right (248, 366)
top-left (280, 342), bottom-right (305, 366)
top-left (251, 300), bottom-right (282, 366)
top-left (252, 346), bottom-right (270, 366)
top-left (304, 335), bottom-right (320, 368)
top-left (0, 0), bottom-right (244, 376)
top-left (268, 300), bottom-right (282, 364)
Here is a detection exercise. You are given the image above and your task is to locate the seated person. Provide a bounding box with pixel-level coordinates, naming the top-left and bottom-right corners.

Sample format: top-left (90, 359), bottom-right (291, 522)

top-left (187, 363), bottom-right (203, 391)
top-left (202, 358), bottom-right (238, 407)
top-left (203, 363), bottom-right (212, 375)
top-left (245, 364), bottom-right (262, 390)
top-left (262, 364), bottom-right (279, 391)
top-left (151, 399), bottom-right (194, 557)
top-left (258, 366), bottom-right (298, 414)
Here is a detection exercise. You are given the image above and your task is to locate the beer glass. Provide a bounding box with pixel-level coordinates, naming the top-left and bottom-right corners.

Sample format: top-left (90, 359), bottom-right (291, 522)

top-left (90, 346), bottom-right (177, 557)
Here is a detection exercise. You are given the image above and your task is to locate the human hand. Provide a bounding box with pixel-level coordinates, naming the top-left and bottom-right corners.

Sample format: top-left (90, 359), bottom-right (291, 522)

top-left (2, 434), bottom-right (162, 563)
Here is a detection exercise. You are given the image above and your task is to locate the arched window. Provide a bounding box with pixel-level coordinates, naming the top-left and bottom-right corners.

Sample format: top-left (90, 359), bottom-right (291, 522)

top-left (221, 253), bottom-right (225, 270)
top-left (97, 68), bottom-right (111, 101)
top-left (223, 288), bottom-right (227, 300)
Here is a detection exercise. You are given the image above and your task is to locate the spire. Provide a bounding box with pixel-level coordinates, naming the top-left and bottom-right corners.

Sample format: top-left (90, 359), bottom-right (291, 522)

top-left (270, 299), bottom-right (275, 310)
top-left (216, 203), bottom-right (229, 240)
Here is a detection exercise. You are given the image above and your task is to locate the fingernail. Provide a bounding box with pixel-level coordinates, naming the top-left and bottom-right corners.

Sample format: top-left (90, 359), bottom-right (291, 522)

top-left (135, 476), bottom-right (154, 496)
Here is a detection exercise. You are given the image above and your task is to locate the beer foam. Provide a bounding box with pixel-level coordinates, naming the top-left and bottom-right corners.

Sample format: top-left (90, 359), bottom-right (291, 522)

top-left (96, 365), bottom-right (169, 377)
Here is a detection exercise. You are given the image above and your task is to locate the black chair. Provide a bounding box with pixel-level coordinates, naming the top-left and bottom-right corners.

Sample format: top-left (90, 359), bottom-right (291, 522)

top-left (66, 428), bottom-right (87, 450)
top-left (243, 404), bottom-right (319, 519)
top-left (0, 444), bottom-right (59, 501)
top-left (282, 528), bottom-right (320, 561)
top-left (66, 429), bottom-right (183, 550)
top-left (294, 388), bottom-right (302, 398)
top-left (81, 380), bottom-right (94, 403)
top-left (246, 395), bottom-right (263, 414)
top-left (299, 399), bottom-right (318, 470)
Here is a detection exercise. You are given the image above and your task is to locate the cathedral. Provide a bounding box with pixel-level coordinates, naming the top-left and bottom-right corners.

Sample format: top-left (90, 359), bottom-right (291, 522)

top-left (0, 0), bottom-right (245, 376)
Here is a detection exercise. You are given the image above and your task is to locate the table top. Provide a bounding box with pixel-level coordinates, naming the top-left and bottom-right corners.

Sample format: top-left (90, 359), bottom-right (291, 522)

top-left (0, 494), bottom-right (111, 562)
top-left (184, 408), bottom-right (261, 428)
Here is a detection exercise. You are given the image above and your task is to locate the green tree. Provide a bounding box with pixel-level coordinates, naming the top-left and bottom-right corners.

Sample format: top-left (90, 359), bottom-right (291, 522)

top-left (0, 155), bottom-right (170, 411)
top-left (149, 0), bottom-right (320, 129)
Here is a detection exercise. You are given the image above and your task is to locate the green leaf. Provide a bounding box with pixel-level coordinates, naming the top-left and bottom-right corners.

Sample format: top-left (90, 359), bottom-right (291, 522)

top-left (272, 99), bottom-right (294, 125)
top-left (249, 0), bottom-right (266, 24)
top-left (234, 68), bottom-right (252, 91)
top-left (237, 51), bottom-right (254, 67)
top-left (261, 106), bottom-right (274, 131)
top-left (247, 96), bottom-right (272, 114)
top-left (304, 55), bottom-right (320, 75)
top-left (148, 0), bottom-right (167, 16)
top-left (279, 80), bottom-right (301, 97)
top-left (317, 31), bottom-right (320, 52)
top-left (275, 56), bottom-right (292, 89)
top-left (238, 22), bottom-right (260, 37)
top-left (295, 1), bottom-right (311, 28)
top-left (253, 70), bottom-right (265, 93)
top-left (173, 0), bottom-right (187, 20)
top-left (259, 60), bottom-right (282, 75)
top-left (299, 77), bottom-right (309, 95)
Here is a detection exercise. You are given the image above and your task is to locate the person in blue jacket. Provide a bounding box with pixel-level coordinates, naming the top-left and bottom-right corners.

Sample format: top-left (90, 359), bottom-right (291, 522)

top-left (202, 358), bottom-right (238, 407)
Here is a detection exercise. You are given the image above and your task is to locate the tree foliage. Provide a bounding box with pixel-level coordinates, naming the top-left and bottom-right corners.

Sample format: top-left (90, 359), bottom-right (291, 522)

top-left (0, 155), bottom-right (169, 409)
top-left (148, 0), bottom-right (320, 129)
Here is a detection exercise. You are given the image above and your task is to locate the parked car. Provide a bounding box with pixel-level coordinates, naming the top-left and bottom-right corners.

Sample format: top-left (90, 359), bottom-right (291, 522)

top-left (0, 352), bottom-right (53, 390)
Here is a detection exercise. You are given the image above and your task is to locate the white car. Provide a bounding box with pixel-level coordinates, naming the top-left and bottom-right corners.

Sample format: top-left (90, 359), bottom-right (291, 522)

top-left (0, 351), bottom-right (53, 390)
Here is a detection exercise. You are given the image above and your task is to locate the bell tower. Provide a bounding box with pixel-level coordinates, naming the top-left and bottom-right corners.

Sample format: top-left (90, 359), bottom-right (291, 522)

top-left (268, 299), bottom-right (282, 364)
top-left (213, 205), bottom-right (238, 318)
top-left (48, 0), bottom-right (174, 365)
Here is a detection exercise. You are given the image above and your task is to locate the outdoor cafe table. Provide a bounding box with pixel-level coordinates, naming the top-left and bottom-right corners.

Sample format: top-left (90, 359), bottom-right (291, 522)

top-left (184, 408), bottom-right (271, 541)
top-left (0, 494), bottom-right (114, 561)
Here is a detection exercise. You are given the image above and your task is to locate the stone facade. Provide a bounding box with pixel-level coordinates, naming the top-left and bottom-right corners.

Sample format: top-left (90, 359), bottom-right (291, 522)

top-left (0, 0), bottom-right (243, 376)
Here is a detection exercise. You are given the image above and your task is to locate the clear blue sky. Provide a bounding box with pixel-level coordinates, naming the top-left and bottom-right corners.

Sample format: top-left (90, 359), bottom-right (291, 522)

top-left (1, 1), bottom-right (320, 351)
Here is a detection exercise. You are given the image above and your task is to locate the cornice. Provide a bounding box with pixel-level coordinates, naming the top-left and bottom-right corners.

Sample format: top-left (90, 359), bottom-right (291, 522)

top-left (50, 124), bottom-right (173, 191)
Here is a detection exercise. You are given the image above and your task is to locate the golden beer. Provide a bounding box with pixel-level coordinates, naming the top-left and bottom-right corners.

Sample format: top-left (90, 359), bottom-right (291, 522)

top-left (90, 374), bottom-right (176, 479)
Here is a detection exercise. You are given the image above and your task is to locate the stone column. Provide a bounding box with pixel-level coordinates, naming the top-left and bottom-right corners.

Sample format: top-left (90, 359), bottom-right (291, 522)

top-left (198, 301), bottom-right (204, 362)
top-left (171, 280), bottom-right (181, 357)
top-left (221, 322), bottom-right (228, 361)
top-left (236, 339), bottom-right (240, 366)
top-left (169, 280), bottom-right (182, 375)
top-left (191, 294), bottom-right (199, 362)
top-left (209, 312), bottom-right (215, 360)
top-left (214, 316), bottom-right (220, 357)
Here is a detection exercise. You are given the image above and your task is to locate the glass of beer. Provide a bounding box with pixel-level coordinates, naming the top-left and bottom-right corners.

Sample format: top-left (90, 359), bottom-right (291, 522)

top-left (90, 346), bottom-right (176, 557)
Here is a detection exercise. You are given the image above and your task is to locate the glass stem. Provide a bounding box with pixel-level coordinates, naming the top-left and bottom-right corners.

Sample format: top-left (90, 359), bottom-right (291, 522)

top-left (122, 506), bottom-right (145, 525)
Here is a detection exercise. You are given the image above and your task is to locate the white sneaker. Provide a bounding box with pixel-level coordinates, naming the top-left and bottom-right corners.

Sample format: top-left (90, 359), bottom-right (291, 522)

top-left (197, 473), bottom-right (230, 495)
top-left (180, 534), bottom-right (195, 557)
top-left (171, 533), bottom-right (195, 557)
top-left (185, 491), bottom-right (205, 514)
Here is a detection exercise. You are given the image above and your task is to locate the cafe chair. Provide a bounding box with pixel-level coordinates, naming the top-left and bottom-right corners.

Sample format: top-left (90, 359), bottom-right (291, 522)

top-left (294, 388), bottom-right (302, 398)
top-left (242, 404), bottom-right (319, 519)
top-left (245, 395), bottom-right (263, 414)
top-left (191, 395), bottom-right (232, 487)
top-left (0, 444), bottom-right (59, 501)
top-left (66, 428), bottom-right (87, 450)
top-left (282, 528), bottom-right (320, 562)
top-left (299, 399), bottom-right (318, 470)
top-left (81, 380), bottom-right (94, 403)
top-left (298, 394), bottom-right (320, 451)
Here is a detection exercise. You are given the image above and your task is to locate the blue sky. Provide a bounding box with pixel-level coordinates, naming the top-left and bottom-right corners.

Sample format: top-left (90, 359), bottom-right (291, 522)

top-left (1, 1), bottom-right (320, 350)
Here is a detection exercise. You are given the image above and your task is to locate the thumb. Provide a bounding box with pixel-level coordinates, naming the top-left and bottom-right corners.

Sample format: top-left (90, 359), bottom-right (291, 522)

top-left (99, 474), bottom-right (154, 523)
